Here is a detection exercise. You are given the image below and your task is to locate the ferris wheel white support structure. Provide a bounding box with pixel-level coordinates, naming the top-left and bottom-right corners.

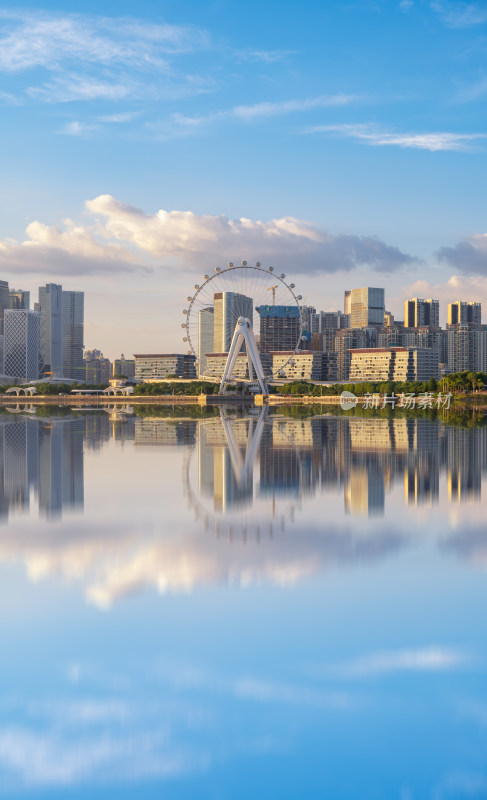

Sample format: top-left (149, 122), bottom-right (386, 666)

top-left (219, 405), bottom-right (269, 486)
top-left (218, 316), bottom-right (268, 395)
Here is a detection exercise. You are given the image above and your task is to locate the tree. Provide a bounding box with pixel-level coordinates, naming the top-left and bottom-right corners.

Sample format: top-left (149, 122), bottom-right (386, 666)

top-left (466, 372), bottom-right (476, 393)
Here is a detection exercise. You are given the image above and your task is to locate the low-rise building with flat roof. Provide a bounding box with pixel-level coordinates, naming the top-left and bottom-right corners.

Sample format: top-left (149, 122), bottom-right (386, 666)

top-left (205, 352), bottom-right (272, 381)
top-left (349, 347), bottom-right (439, 382)
top-left (271, 351), bottom-right (326, 381)
top-left (134, 354), bottom-right (196, 381)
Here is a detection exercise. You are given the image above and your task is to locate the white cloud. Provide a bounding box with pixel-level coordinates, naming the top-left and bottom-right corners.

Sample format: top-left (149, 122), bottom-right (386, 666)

top-left (432, 771), bottom-right (487, 799)
top-left (332, 647), bottom-right (472, 677)
top-left (307, 123), bottom-right (486, 152)
top-left (242, 49), bottom-right (297, 63)
top-left (0, 726), bottom-right (206, 787)
top-left (231, 94), bottom-right (356, 121)
top-left (442, 524), bottom-right (487, 568)
top-left (60, 121), bottom-right (98, 136)
top-left (98, 112), bottom-right (139, 123)
top-left (28, 74), bottom-right (133, 103)
top-left (431, 1), bottom-right (487, 28)
top-left (0, 10), bottom-right (206, 72)
top-left (59, 113), bottom-right (138, 136)
top-left (0, 10), bottom-right (212, 111)
top-left (0, 215), bottom-right (144, 276)
top-left (0, 89), bottom-right (22, 105)
top-left (454, 75), bottom-right (487, 103)
top-left (0, 498), bottom-right (411, 608)
top-left (0, 195), bottom-right (417, 279)
top-left (233, 678), bottom-right (352, 709)
top-left (84, 194), bottom-right (416, 274)
top-left (165, 94), bottom-right (358, 133)
top-left (438, 233), bottom-right (487, 274)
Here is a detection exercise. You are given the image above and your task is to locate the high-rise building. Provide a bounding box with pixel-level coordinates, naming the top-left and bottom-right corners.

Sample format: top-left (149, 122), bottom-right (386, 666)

top-left (62, 290), bottom-right (84, 381)
top-left (113, 354), bottom-right (135, 380)
top-left (417, 326), bottom-right (448, 367)
top-left (301, 306), bottom-right (320, 335)
top-left (447, 301), bottom-right (481, 326)
top-left (320, 311), bottom-right (350, 333)
top-left (0, 280), bottom-right (9, 335)
top-left (257, 305), bottom-right (301, 352)
top-left (322, 328), bottom-right (337, 353)
top-left (213, 292), bottom-right (253, 352)
top-left (9, 289), bottom-right (30, 310)
top-left (404, 298), bottom-right (440, 328)
top-left (3, 310), bottom-right (40, 380)
top-left (446, 326), bottom-right (487, 373)
top-left (348, 287), bottom-right (385, 328)
top-left (198, 307), bottom-right (214, 376)
top-left (84, 349), bottom-right (112, 384)
top-left (344, 290), bottom-right (351, 316)
top-left (38, 283), bottom-right (63, 378)
top-left (378, 325), bottom-right (414, 349)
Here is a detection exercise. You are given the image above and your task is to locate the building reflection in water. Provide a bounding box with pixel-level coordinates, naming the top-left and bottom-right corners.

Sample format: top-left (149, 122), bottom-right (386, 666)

top-left (0, 409), bottom-right (486, 527)
top-left (0, 408), bottom-right (486, 607)
top-left (0, 414), bottom-right (85, 520)
top-left (198, 419), bottom-right (253, 512)
top-left (447, 426), bottom-right (482, 502)
top-left (190, 413), bottom-right (487, 521)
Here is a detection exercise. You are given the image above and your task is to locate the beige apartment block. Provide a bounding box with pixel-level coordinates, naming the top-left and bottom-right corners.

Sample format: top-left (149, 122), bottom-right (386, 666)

top-left (349, 347), bottom-right (439, 382)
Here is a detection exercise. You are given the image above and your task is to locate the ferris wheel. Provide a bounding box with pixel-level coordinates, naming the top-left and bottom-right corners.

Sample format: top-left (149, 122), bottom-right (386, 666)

top-left (181, 261), bottom-right (303, 391)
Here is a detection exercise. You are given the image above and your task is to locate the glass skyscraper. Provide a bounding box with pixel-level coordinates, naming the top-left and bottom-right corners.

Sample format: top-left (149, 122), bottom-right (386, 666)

top-left (3, 310), bottom-right (40, 381)
top-left (213, 291), bottom-right (253, 352)
top-left (198, 306), bottom-right (214, 376)
top-left (0, 280), bottom-right (10, 335)
top-left (349, 287), bottom-right (385, 328)
top-left (63, 290), bottom-right (84, 381)
top-left (9, 289), bottom-right (30, 311)
top-left (38, 283), bottom-right (63, 378)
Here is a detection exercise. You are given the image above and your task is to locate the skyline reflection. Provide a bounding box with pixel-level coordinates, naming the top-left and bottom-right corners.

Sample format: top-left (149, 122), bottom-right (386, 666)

top-left (0, 413), bottom-right (84, 520)
top-left (2, 409), bottom-right (486, 522)
top-left (0, 407), bottom-right (486, 606)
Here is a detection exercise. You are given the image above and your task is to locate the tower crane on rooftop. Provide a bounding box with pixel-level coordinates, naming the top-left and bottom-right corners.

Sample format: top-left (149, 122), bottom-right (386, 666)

top-left (267, 285), bottom-right (278, 305)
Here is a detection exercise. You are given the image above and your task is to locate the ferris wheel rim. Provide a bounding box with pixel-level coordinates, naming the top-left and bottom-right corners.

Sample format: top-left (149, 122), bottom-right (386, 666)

top-left (182, 262), bottom-right (303, 381)
top-left (182, 415), bottom-right (301, 539)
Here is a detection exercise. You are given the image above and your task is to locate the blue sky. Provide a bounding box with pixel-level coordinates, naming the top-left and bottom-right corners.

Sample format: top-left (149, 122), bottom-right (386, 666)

top-left (0, 0), bottom-right (486, 355)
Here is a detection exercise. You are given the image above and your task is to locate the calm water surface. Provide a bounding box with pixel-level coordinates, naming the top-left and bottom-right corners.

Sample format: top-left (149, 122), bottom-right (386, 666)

top-left (1, 405), bottom-right (487, 799)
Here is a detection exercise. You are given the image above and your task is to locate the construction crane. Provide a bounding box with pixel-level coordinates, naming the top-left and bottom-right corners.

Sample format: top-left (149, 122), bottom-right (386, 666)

top-left (267, 285), bottom-right (278, 305)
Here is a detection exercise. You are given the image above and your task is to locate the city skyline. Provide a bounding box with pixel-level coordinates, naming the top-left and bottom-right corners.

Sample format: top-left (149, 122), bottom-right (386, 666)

top-left (1, 276), bottom-right (485, 384)
top-left (0, 2), bottom-right (486, 355)
top-left (2, 273), bottom-right (484, 366)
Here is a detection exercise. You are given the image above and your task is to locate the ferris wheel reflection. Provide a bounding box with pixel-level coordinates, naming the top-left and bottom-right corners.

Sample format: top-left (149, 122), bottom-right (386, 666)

top-left (184, 407), bottom-right (303, 542)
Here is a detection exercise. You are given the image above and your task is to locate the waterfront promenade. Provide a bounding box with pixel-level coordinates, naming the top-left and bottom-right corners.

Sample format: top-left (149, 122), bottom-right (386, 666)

top-left (0, 393), bottom-right (349, 407)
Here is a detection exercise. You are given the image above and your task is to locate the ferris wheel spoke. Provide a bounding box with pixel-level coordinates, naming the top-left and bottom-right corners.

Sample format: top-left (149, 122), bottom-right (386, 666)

top-left (184, 262), bottom-right (302, 384)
